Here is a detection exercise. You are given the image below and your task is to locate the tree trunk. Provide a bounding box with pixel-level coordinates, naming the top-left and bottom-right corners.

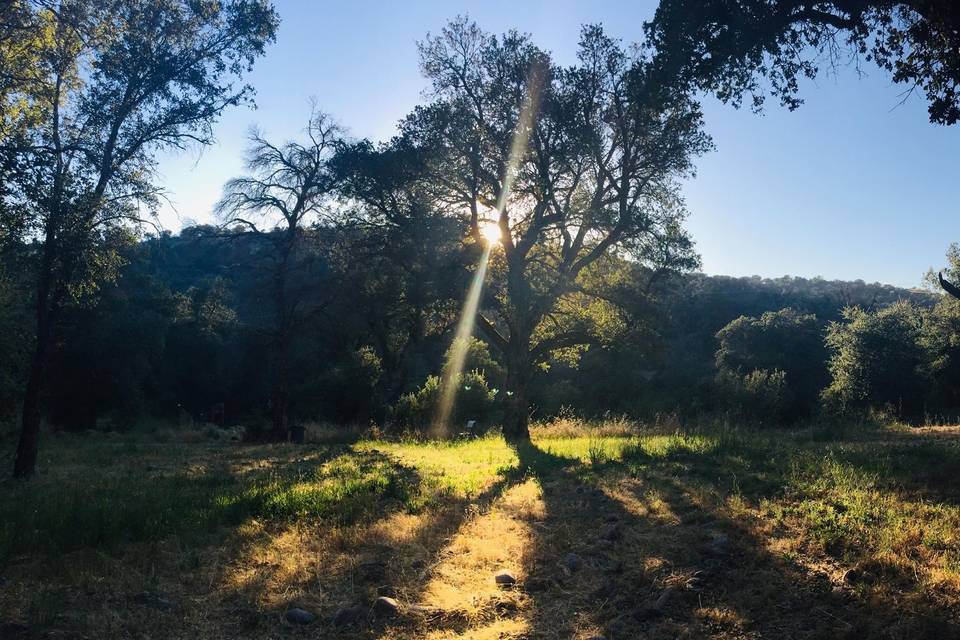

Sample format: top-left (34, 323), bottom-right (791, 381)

top-left (270, 330), bottom-right (291, 441)
top-left (13, 252), bottom-right (55, 479)
top-left (502, 341), bottom-right (531, 442)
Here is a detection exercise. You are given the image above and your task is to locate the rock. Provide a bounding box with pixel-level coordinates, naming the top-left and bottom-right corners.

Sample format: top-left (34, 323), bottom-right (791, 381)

top-left (332, 605), bottom-right (366, 627)
top-left (133, 592), bottom-right (171, 611)
top-left (0, 622), bottom-right (29, 636)
top-left (494, 570), bottom-right (517, 586)
top-left (599, 522), bottom-right (622, 541)
top-left (560, 553), bottom-right (583, 572)
top-left (285, 608), bottom-right (315, 625)
top-left (376, 584), bottom-right (397, 598)
top-left (372, 596), bottom-right (400, 618)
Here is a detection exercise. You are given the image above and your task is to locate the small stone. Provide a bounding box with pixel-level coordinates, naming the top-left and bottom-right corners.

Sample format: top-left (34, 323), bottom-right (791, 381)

top-left (372, 596), bottom-right (400, 618)
top-left (561, 553), bottom-right (583, 572)
top-left (285, 608), bottom-right (315, 625)
top-left (599, 522), bottom-right (622, 541)
top-left (494, 570), bottom-right (517, 586)
top-left (332, 605), bottom-right (366, 627)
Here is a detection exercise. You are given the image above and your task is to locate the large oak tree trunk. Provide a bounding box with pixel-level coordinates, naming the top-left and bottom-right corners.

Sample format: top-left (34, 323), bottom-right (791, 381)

top-left (14, 246), bottom-right (55, 478)
top-left (502, 335), bottom-right (532, 442)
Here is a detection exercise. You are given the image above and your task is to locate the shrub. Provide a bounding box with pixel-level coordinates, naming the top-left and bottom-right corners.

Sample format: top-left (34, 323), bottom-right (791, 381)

top-left (822, 302), bottom-right (928, 419)
top-left (715, 308), bottom-right (826, 420)
top-left (716, 368), bottom-right (793, 425)
top-left (392, 370), bottom-right (498, 431)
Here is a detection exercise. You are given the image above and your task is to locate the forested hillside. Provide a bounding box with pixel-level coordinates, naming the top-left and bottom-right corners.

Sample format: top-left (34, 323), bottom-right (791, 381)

top-left (1, 226), bottom-right (947, 436)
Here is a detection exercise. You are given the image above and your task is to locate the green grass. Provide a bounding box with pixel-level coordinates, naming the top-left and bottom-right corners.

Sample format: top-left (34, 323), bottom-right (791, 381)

top-left (4, 421), bottom-right (960, 599)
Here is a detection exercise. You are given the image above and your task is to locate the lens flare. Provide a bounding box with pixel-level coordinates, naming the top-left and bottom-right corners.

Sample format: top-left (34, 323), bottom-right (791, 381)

top-left (480, 221), bottom-right (501, 244)
top-left (432, 243), bottom-right (492, 435)
top-left (432, 63), bottom-right (545, 435)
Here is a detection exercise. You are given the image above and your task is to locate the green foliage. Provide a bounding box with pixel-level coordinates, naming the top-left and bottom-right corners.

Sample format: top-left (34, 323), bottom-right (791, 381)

top-left (647, 1), bottom-right (960, 126)
top-left (823, 302), bottom-right (929, 418)
top-left (715, 308), bottom-right (826, 420)
top-left (716, 368), bottom-right (793, 425)
top-left (393, 370), bottom-right (498, 431)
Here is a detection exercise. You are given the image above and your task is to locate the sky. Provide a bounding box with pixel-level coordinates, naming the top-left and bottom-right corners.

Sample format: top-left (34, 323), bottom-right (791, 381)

top-left (154, 0), bottom-right (960, 288)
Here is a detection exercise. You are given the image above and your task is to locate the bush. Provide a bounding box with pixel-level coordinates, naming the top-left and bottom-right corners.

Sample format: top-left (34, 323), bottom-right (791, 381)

top-left (392, 370), bottom-right (498, 431)
top-left (716, 368), bottom-right (793, 425)
top-left (822, 302), bottom-right (928, 419)
top-left (715, 308), bottom-right (826, 420)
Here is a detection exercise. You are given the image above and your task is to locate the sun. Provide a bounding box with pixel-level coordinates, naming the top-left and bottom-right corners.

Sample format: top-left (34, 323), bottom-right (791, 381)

top-left (480, 221), bottom-right (502, 244)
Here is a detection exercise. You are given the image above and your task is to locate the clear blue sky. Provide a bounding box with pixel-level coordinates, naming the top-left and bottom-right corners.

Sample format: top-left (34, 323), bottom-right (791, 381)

top-left (155, 0), bottom-right (960, 288)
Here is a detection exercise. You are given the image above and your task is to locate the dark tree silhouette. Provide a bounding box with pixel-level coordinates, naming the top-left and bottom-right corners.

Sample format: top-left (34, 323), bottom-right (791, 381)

top-left (3, 0), bottom-right (278, 478)
top-left (646, 1), bottom-right (960, 125)
top-left (217, 109), bottom-right (342, 440)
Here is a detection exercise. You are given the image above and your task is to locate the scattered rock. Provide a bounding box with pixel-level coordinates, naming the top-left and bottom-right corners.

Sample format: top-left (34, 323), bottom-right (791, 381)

top-left (372, 596), bottom-right (400, 618)
top-left (133, 592), bottom-right (172, 611)
top-left (560, 553), bottom-right (583, 573)
top-left (285, 608), bottom-right (315, 625)
top-left (0, 622), bottom-right (29, 637)
top-left (599, 522), bottom-right (622, 541)
top-left (494, 570), bottom-right (517, 586)
top-left (332, 605), bottom-right (366, 627)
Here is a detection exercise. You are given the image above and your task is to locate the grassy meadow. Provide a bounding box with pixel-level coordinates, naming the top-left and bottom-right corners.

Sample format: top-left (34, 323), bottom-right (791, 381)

top-left (2, 419), bottom-right (960, 638)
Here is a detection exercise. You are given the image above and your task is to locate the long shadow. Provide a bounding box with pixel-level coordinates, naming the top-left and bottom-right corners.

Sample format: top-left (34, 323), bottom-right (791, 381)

top-left (0, 443), bottom-right (428, 638)
top-left (506, 439), bottom-right (960, 639)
